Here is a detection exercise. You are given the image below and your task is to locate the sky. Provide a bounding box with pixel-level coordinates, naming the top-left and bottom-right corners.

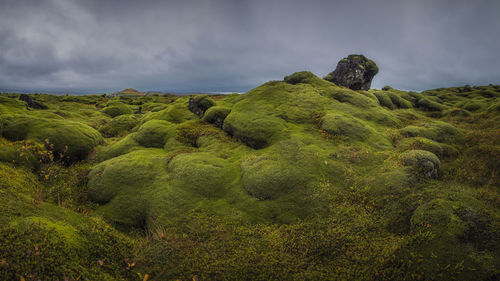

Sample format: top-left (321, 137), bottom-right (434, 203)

top-left (0, 0), bottom-right (499, 94)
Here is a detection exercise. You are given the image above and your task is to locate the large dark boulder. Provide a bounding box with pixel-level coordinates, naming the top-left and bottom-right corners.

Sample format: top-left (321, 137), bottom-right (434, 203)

top-left (324, 54), bottom-right (379, 90)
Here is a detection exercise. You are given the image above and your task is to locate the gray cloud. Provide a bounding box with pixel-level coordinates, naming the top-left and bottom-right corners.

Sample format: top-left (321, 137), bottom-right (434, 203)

top-left (0, 0), bottom-right (499, 93)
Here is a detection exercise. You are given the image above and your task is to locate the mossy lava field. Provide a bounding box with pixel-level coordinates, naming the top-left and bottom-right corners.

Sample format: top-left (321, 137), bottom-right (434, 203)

top-left (0, 72), bottom-right (499, 280)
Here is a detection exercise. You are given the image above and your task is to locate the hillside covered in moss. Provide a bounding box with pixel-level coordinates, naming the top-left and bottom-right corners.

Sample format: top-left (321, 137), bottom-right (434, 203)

top-left (0, 73), bottom-right (499, 280)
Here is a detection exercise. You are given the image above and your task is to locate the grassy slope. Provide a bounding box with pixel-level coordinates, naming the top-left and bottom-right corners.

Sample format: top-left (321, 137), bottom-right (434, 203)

top-left (0, 76), bottom-right (499, 280)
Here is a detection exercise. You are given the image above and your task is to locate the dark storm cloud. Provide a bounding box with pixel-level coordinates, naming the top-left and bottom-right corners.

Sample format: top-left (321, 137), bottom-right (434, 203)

top-left (0, 0), bottom-right (499, 93)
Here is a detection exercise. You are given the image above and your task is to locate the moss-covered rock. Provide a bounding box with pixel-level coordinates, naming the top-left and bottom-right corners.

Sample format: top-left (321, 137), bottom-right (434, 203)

top-left (416, 97), bottom-right (448, 111)
top-left (241, 156), bottom-right (304, 200)
top-left (223, 112), bottom-right (286, 149)
top-left (400, 121), bottom-right (463, 143)
top-left (98, 114), bottom-right (139, 137)
top-left (88, 149), bottom-right (169, 227)
top-left (320, 114), bottom-right (370, 141)
top-left (398, 137), bottom-right (459, 158)
top-left (0, 115), bottom-right (103, 163)
top-left (202, 106), bottom-right (231, 128)
top-left (324, 54), bottom-right (379, 90)
top-left (398, 149), bottom-right (441, 179)
top-left (134, 120), bottom-right (176, 148)
top-left (372, 91), bottom-right (395, 109)
top-left (168, 152), bottom-right (237, 198)
top-left (102, 101), bottom-right (133, 117)
top-left (188, 95), bottom-right (216, 117)
top-left (142, 98), bottom-right (198, 124)
top-left (96, 134), bottom-right (141, 161)
top-left (284, 71), bottom-right (318, 85)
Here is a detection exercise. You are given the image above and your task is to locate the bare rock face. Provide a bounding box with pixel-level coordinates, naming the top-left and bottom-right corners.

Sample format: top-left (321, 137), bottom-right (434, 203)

top-left (324, 54), bottom-right (379, 90)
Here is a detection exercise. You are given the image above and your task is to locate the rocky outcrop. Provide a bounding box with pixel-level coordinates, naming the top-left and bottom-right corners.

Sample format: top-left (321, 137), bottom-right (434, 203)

top-left (324, 54), bottom-right (378, 90)
top-left (19, 94), bottom-right (48, 109)
top-left (188, 95), bottom-right (215, 117)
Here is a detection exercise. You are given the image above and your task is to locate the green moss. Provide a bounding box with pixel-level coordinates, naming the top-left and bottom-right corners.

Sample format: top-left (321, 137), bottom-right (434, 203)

top-left (2, 81), bottom-right (499, 281)
top-left (1, 115), bottom-right (103, 162)
top-left (102, 101), bottom-right (133, 117)
top-left (202, 106), bottom-right (231, 127)
top-left (400, 121), bottom-right (462, 143)
top-left (398, 149), bottom-right (441, 179)
top-left (223, 111), bottom-right (286, 149)
top-left (0, 140), bottom-right (39, 170)
top-left (88, 149), bottom-right (169, 227)
top-left (142, 98), bottom-right (198, 124)
top-left (142, 102), bottom-right (169, 112)
top-left (192, 95), bottom-right (216, 111)
top-left (98, 114), bottom-right (139, 137)
top-left (464, 102), bottom-right (483, 111)
top-left (241, 156), bottom-right (304, 200)
top-left (387, 92), bottom-right (413, 108)
top-left (97, 134), bottom-right (141, 161)
top-left (398, 137), bottom-right (459, 158)
top-left (372, 91), bottom-right (395, 108)
top-left (134, 120), bottom-right (176, 148)
top-left (284, 71), bottom-right (319, 85)
top-left (0, 96), bottom-right (27, 115)
top-left (168, 152), bottom-right (237, 198)
top-left (321, 87), bottom-right (379, 108)
top-left (416, 97), bottom-right (448, 111)
top-left (320, 114), bottom-right (371, 140)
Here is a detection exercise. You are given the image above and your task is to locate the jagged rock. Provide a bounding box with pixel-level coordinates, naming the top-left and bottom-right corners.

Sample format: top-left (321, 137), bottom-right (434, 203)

top-left (188, 95), bottom-right (215, 117)
top-left (19, 94), bottom-right (48, 109)
top-left (324, 54), bottom-right (379, 90)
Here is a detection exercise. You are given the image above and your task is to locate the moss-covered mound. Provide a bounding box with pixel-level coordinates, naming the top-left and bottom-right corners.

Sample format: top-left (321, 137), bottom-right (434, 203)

top-left (134, 120), bottom-right (176, 148)
top-left (188, 95), bottom-right (216, 117)
top-left (399, 149), bottom-right (441, 179)
top-left (223, 111), bottom-right (286, 149)
top-left (241, 156), bottom-right (303, 200)
top-left (99, 114), bottom-right (139, 137)
top-left (320, 114), bottom-right (371, 140)
top-left (102, 101), bottom-right (133, 117)
top-left (400, 121), bottom-right (463, 143)
top-left (202, 106), bottom-right (231, 128)
top-left (0, 115), bottom-right (103, 162)
top-left (88, 149), bottom-right (169, 227)
top-left (0, 162), bottom-right (135, 280)
top-left (168, 152), bottom-right (237, 198)
top-left (142, 98), bottom-right (198, 123)
top-left (1, 81), bottom-right (499, 280)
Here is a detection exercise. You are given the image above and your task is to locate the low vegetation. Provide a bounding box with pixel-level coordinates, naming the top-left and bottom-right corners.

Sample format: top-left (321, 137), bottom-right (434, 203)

top-left (0, 77), bottom-right (498, 280)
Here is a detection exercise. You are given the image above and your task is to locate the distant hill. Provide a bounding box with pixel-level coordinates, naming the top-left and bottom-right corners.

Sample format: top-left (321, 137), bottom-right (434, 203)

top-left (113, 88), bottom-right (145, 97)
